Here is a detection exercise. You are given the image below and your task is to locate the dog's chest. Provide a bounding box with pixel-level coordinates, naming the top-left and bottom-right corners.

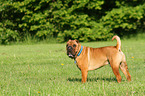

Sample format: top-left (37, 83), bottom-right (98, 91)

top-left (74, 60), bottom-right (81, 70)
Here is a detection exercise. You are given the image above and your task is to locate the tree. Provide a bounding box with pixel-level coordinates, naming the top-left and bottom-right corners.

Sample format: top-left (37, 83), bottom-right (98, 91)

top-left (0, 0), bottom-right (145, 44)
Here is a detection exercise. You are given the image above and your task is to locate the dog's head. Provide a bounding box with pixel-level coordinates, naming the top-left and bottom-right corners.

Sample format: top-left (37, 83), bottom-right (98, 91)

top-left (66, 40), bottom-right (81, 59)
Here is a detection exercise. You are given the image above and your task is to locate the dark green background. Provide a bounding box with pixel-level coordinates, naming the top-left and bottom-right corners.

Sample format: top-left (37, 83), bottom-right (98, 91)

top-left (0, 0), bottom-right (145, 44)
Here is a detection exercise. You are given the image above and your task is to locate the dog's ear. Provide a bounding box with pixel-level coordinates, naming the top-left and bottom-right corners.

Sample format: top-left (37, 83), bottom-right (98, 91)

top-left (67, 39), bottom-right (71, 42)
top-left (75, 39), bottom-right (79, 43)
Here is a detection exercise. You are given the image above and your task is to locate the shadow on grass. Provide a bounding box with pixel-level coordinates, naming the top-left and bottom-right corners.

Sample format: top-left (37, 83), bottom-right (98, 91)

top-left (67, 77), bottom-right (117, 82)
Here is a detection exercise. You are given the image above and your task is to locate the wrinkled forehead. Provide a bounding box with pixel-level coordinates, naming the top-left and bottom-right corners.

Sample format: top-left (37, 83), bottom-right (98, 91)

top-left (67, 40), bottom-right (78, 45)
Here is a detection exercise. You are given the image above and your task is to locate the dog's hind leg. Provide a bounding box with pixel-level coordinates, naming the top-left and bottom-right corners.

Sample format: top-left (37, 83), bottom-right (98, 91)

top-left (112, 66), bottom-right (122, 83)
top-left (110, 60), bottom-right (122, 83)
top-left (120, 61), bottom-right (131, 82)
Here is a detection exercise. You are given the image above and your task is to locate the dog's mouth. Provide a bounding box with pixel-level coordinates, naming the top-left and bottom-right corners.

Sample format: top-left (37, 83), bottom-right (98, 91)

top-left (67, 51), bottom-right (75, 59)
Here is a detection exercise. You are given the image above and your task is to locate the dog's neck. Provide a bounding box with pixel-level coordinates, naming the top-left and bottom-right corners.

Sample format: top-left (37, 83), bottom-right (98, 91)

top-left (74, 45), bottom-right (83, 62)
top-left (77, 46), bottom-right (83, 56)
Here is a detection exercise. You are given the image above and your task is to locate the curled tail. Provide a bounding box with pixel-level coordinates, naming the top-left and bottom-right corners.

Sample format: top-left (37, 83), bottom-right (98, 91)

top-left (112, 35), bottom-right (121, 51)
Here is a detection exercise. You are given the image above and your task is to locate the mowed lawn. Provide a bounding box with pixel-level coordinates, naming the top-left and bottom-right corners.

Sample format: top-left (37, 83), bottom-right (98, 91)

top-left (0, 39), bottom-right (144, 96)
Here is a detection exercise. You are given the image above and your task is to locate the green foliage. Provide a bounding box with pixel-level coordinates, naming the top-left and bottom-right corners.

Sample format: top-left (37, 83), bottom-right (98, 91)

top-left (57, 22), bottom-right (113, 42)
top-left (0, 0), bottom-right (145, 44)
top-left (101, 3), bottom-right (145, 36)
top-left (0, 23), bottom-right (19, 44)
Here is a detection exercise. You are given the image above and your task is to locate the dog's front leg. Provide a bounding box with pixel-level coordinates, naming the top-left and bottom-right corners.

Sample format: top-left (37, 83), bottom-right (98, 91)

top-left (81, 69), bottom-right (88, 83)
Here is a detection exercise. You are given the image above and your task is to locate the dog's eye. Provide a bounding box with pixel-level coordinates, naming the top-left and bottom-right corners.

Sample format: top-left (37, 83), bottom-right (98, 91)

top-left (73, 44), bottom-right (76, 47)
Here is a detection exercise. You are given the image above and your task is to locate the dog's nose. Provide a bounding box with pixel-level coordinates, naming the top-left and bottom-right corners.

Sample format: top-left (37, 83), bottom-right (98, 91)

top-left (67, 46), bottom-right (72, 50)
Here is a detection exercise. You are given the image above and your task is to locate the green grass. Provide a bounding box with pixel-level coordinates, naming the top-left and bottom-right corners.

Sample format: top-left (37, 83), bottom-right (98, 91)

top-left (0, 39), bottom-right (145, 96)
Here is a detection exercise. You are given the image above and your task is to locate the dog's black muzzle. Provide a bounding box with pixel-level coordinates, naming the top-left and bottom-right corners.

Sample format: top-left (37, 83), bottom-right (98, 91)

top-left (67, 46), bottom-right (75, 58)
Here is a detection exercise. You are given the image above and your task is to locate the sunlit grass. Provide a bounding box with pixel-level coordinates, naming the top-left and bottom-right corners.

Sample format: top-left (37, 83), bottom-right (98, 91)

top-left (0, 39), bottom-right (144, 96)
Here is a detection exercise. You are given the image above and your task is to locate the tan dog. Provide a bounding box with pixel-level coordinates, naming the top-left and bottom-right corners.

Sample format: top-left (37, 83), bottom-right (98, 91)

top-left (66, 35), bottom-right (131, 83)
